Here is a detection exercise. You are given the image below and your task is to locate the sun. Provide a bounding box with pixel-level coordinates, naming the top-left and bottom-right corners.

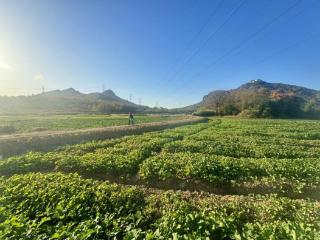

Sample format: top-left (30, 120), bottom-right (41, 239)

top-left (0, 58), bottom-right (13, 70)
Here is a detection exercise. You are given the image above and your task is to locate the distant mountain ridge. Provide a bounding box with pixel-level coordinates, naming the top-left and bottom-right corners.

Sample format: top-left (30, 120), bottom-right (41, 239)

top-left (0, 88), bottom-right (148, 114)
top-left (2, 80), bottom-right (320, 118)
top-left (41, 88), bottom-right (83, 97)
top-left (194, 79), bottom-right (320, 118)
top-left (237, 79), bottom-right (318, 96)
top-left (87, 89), bottom-right (132, 103)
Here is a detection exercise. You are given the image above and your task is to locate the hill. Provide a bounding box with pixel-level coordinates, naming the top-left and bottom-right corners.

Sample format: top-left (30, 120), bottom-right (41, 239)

top-left (0, 88), bottom-right (149, 114)
top-left (194, 79), bottom-right (320, 118)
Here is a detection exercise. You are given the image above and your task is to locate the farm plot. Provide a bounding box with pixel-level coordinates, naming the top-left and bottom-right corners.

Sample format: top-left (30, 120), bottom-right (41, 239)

top-left (0, 172), bottom-right (319, 239)
top-left (1, 118), bottom-right (320, 239)
top-left (1, 119), bottom-right (319, 197)
top-left (0, 114), bottom-right (186, 134)
top-left (0, 116), bottom-right (205, 157)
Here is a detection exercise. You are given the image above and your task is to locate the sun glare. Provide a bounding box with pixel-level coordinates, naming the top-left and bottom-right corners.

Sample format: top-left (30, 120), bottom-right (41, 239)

top-left (0, 59), bottom-right (13, 71)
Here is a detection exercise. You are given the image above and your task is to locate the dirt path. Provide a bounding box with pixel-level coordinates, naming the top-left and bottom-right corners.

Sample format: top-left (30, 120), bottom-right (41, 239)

top-left (0, 116), bottom-right (206, 157)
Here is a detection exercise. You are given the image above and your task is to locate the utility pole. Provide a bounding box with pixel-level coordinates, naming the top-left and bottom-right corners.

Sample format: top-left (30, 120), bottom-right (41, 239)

top-left (41, 86), bottom-right (45, 94)
top-left (129, 94), bottom-right (132, 102)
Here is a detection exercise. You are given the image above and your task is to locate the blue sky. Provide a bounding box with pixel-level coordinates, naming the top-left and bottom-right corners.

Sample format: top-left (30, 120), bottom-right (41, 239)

top-left (0, 0), bottom-right (319, 108)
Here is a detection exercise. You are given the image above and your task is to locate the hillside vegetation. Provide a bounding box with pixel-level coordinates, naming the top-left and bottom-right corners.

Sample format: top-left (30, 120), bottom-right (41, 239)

top-left (194, 80), bottom-right (320, 118)
top-left (2, 80), bottom-right (320, 118)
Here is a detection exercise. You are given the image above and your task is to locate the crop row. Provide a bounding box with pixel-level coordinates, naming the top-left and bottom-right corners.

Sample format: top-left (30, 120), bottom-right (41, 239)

top-left (0, 123), bottom-right (209, 176)
top-left (139, 152), bottom-right (320, 195)
top-left (1, 172), bottom-right (319, 239)
top-left (1, 120), bottom-right (320, 196)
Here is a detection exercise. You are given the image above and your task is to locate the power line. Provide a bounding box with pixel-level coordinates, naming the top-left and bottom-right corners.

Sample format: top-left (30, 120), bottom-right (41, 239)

top-left (156, 0), bottom-right (224, 88)
top-left (159, 0), bottom-right (247, 92)
top-left (168, 30), bottom-right (320, 107)
top-left (164, 0), bottom-right (305, 102)
top-left (158, 0), bottom-right (247, 101)
top-left (202, 0), bottom-right (303, 73)
top-left (154, 0), bottom-right (201, 87)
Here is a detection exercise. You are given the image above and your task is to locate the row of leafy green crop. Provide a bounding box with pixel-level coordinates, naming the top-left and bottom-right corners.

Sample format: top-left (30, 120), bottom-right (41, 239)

top-left (4, 118), bottom-right (320, 162)
top-left (139, 152), bottom-right (320, 194)
top-left (0, 120), bottom-right (319, 195)
top-left (2, 151), bottom-right (319, 195)
top-left (1, 172), bottom-right (319, 239)
top-left (162, 138), bottom-right (320, 159)
top-left (207, 118), bottom-right (320, 140)
top-left (185, 120), bottom-right (320, 158)
top-left (0, 123), bottom-right (209, 176)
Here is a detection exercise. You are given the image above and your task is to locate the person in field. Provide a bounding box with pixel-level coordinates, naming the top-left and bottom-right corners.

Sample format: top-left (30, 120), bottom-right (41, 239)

top-left (128, 112), bottom-right (134, 125)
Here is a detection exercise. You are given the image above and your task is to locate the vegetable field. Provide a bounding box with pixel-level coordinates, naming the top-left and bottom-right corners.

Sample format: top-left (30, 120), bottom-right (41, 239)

top-left (1, 118), bottom-right (320, 239)
top-left (0, 114), bottom-right (185, 134)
